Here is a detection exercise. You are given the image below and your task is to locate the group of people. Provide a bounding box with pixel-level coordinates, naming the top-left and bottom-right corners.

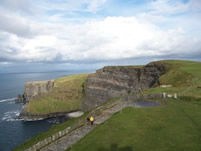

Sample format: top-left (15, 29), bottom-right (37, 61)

top-left (87, 116), bottom-right (94, 125)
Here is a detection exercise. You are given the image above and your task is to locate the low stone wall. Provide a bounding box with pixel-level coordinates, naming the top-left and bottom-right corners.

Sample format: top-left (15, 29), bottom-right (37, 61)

top-left (125, 93), bottom-right (163, 102)
top-left (26, 127), bottom-right (70, 151)
top-left (25, 119), bottom-right (85, 151)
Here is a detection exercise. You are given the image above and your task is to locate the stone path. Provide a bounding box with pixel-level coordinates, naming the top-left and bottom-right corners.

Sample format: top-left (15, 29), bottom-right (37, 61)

top-left (41, 125), bottom-right (95, 151)
top-left (40, 100), bottom-right (160, 151)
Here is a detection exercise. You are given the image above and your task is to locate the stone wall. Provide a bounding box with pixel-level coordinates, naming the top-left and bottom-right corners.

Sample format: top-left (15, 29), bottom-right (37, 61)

top-left (82, 62), bottom-right (168, 111)
top-left (25, 119), bottom-right (85, 151)
top-left (26, 127), bottom-right (71, 151)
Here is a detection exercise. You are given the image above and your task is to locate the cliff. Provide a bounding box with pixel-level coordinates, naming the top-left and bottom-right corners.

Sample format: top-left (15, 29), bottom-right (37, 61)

top-left (81, 62), bottom-right (168, 111)
top-left (19, 74), bottom-right (89, 119)
top-left (17, 62), bottom-right (168, 119)
top-left (16, 80), bottom-right (55, 103)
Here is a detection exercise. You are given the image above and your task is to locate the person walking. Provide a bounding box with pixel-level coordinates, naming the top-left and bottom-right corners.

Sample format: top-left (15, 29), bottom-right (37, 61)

top-left (90, 116), bottom-right (94, 125)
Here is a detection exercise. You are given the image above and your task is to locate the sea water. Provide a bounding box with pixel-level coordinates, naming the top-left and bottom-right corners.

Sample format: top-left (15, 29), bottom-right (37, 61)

top-left (0, 70), bottom-right (91, 151)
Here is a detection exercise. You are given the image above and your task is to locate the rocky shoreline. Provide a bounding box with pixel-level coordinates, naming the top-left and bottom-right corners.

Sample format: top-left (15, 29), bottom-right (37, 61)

top-left (19, 110), bottom-right (83, 121)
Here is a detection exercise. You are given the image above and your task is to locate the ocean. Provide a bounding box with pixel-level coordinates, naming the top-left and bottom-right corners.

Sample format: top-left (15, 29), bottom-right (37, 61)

top-left (0, 70), bottom-right (91, 151)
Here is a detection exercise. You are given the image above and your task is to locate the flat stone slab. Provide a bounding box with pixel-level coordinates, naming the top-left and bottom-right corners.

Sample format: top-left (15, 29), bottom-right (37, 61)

top-left (67, 111), bottom-right (84, 118)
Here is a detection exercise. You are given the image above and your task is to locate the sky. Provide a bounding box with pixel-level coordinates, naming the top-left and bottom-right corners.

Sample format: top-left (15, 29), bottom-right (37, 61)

top-left (0, 0), bottom-right (201, 73)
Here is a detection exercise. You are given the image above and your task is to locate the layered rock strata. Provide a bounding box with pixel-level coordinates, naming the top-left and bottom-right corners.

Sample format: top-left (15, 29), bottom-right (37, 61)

top-left (82, 62), bottom-right (168, 111)
top-left (16, 80), bottom-right (55, 103)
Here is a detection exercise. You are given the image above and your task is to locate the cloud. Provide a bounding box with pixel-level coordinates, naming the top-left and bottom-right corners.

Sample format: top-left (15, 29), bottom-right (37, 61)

top-left (0, 16), bottom-right (201, 64)
top-left (87, 0), bottom-right (107, 13)
top-left (150, 0), bottom-right (189, 15)
top-left (0, 0), bottom-right (201, 70)
top-left (0, 14), bottom-right (32, 37)
top-left (0, 0), bottom-right (34, 15)
top-left (36, 0), bottom-right (107, 14)
top-left (189, 0), bottom-right (201, 12)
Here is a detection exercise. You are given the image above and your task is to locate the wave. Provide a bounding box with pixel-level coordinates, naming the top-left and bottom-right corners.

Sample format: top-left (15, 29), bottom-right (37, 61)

top-left (1, 110), bottom-right (22, 122)
top-left (0, 98), bottom-right (16, 103)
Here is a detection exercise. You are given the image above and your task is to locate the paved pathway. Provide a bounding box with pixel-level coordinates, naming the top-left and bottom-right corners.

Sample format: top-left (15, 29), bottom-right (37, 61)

top-left (41, 125), bottom-right (95, 151)
top-left (40, 100), bottom-right (160, 151)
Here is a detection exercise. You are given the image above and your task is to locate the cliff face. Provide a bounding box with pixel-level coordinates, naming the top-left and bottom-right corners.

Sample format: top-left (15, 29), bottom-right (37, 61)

top-left (25, 80), bottom-right (55, 100)
top-left (81, 62), bottom-right (168, 111)
top-left (16, 80), bottom-right (55, 103)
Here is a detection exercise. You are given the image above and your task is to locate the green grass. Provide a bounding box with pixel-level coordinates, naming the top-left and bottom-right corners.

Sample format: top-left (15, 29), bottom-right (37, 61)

top-left (67, 98), bottom-right (201, 151)
top-left (24, 73), bottom-right (89, 115)
top-left (142, 60), bottom-right (201, 98)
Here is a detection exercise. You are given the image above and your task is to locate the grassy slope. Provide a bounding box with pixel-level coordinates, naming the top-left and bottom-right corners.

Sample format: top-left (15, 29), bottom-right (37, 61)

top-left (142, 60), bottom-right (201, 98)
top-left (24, 73), bottom-right (89, 115)
top-left (66, 60), bottom-right (201, 151)
top-left (67, 99), bottom-right (201, 151)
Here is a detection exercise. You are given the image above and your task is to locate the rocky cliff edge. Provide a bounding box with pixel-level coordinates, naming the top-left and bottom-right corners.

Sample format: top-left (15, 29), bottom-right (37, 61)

top-left (81, 62), bottom-right (168, 111)
top-left (16, 80), bottom-right (55, 103)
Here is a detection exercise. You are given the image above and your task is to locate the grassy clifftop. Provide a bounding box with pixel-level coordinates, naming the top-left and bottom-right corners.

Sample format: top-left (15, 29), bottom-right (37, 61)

top-left (142, 60), bottom-right (201, 98)
top-left (24, 73), bottom-right (89, 115)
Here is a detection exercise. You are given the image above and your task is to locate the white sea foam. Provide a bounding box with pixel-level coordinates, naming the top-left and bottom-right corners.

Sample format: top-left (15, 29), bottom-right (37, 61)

top-left (1, 110), bottom-right (22, 122)
top-left (0, 98), bottom-right (16, 103)
top-left (8, 101), bottom-right (15, 104)
top-left (47, 118), bottom-right (61, 124)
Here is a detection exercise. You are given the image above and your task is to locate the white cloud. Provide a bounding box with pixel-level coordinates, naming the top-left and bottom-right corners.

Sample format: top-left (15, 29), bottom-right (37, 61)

top-left (150, 0), bottom-right (189, 15)
top-left (1, 16), bottom-right (201, 63)
top-left (0, 0), bottom-right (201, 66)
top-left (189, 0), bottom-right (201, 12)
top-left (37, 0), bottom-right (107, 14)
top-left (87, 0), bottom-right (107, 13)
top-left (0, 0), bottom-right (34, 14)
top-left (0, 13), bottom-right (32, 37)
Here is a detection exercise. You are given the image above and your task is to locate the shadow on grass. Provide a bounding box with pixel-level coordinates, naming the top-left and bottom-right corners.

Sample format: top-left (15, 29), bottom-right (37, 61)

top-left (98, 144), bottom-right (133, 151)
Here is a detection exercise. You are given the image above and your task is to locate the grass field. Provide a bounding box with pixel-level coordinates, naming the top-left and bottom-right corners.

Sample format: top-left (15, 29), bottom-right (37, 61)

top-left (24, 73), bottom-right (89, 115)
top-left (67, 98), bottom-right (201, 151)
